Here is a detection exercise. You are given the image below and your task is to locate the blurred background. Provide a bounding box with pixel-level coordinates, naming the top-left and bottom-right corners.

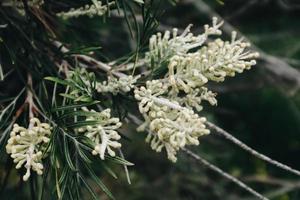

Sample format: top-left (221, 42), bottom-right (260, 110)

top-left (1, 0), bottom-right (300, 199)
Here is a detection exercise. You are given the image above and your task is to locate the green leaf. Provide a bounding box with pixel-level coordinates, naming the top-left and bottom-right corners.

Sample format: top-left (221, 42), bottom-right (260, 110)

top-left (82, 162), bottom-right (115, 200)
top-left (59, 167), bottom-right (71, 198)
top-left (74, 95), bottom-right (93, 102)
top-left (0, 123), bottom-right (13, 151)
top-left (106, 155), bottom-right (134, 166)
top-left (58, 110), bottom-right (100, 120)
top-left (0, 88), bottom-right (25, 124)
top-left (217, 0), bottom-right (224, 5)
top-left (133, 0), bottom-right (144, 4)
top-left (101, 163), bottom-right (118, 179)
top-left (39, 159), bottom-right (50, 200)
top-left (66, 120), bottom-right (102, 128)
top-left (63, 135), bottom-right (77, 171)
top-left (65, 46), bottom-right (102, 55)
top-left (52, 101), bottom-right (100, 112)
top-left (58, 166), bottom-right (70, 186)
top-left (79, 173), bottom-right (100, 200)
top-left (59, 93), bottom-right (77, 100)
top-left (0, 59), bottom-right (4, 81)
top-left (45, 77), bottom-right (69, 85)
top-left (77, 147), bottom-right (92, 164)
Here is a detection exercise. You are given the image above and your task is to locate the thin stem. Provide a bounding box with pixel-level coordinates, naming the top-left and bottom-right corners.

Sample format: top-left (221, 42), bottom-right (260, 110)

top-left (26, 73), bottom-right (36, 119)
top-left (182, 148), bottom-right (269, 200)
top-left (52, 41), bottom-right (125, 78)
top-left (205, 121), bottom-right (300, 177)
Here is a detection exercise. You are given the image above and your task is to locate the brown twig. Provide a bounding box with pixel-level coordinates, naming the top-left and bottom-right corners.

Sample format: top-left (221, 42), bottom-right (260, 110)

top-left (205, 121), bottom-right (300, 177)
top-left (182, 148), bottom-right (269, 200)
top-left (225, 0), bottom-right (260, 20)
top-left (243, 175), bottom-right (299, 187)
top-left (25, 73), bottom-right (38, 119)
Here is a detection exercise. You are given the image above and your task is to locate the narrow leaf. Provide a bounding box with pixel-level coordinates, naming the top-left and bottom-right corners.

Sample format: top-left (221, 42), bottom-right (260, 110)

top-left (105, 155), bottom-right (134, 166)
top-left (83, 162), bottom-right (115, 200)
top-left (53, 101), bottom-right (100, 112)
top-left (63, 135), bottom-right (77, 171)
top-left (45, 77), bottom-right (69, 85)
top-left (66, 120), bottom-right (102, 129)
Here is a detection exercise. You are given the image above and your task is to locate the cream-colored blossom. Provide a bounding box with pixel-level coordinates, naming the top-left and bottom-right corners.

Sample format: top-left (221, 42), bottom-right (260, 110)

top-left (12, 0), bottom-right (44, 7)
top-left (96, 75), bottom-right (139, 95)
top-left (78, 108), bottom-right (122, 160)
top-left (134, 82), bottom-right (210, 162)
top-left (146, 17), bottom-right (223, 68)
top-left (6, 118), bottom-right (52, 181)
top-left (57, 1), bottom-right (114, 19)
top-left (68, 68), bottom-right (138, 95)
top-left (134, 18), bottom-right (259, 162)
top-left (168, 32), bottom-right (259, 94)
top-left (9, 0), bottom-right (44, 15)
top-left (174, 87), bottom-right (217, 111)
top-left (148, 109), bottom-right (209, 162)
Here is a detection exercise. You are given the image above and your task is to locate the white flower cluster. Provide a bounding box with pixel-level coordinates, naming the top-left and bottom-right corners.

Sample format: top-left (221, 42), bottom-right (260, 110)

top-left (174, 87), bottom-right (217, 112)
top-left (168, 32), bottom-right (260, 92)
top-left (134, 18), bottom-right (259, 162)
top-left (148, 110), bottom-right (209, 162)
top-left (78, 108), bottom-right (122, 160)
top-left (96, 75), bottom-right (139, 95)
top-left (68, 68), bottom-right (138, 95)
top-left (146, 17), bottom-right (222, 68)
top-left (6, 118), bottom-right (52, 181)
top-left (57, 1), bottom-right (114, 19)
top-left (134, 80), bottom-right (210, 162)
top-left (13, 0), bottom-right (44, 7)
top-left (12, 0), bottom-right (44, 15)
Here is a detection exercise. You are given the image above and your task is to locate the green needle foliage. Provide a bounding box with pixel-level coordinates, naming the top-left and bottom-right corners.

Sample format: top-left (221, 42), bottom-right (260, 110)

top-left (0, 1), bottom-right (144, 199)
